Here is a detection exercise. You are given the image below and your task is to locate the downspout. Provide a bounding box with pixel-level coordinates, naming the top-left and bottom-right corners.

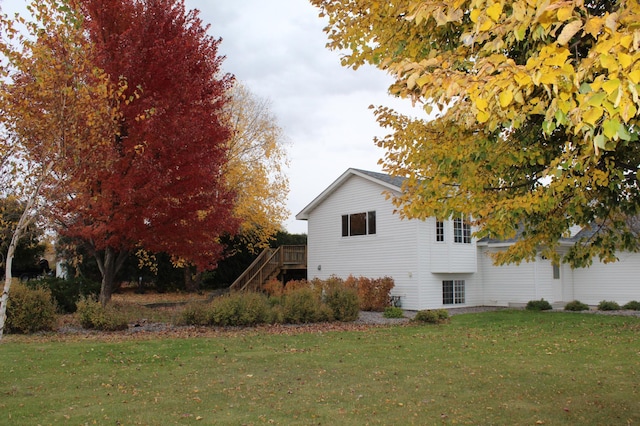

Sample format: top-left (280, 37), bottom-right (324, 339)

top-left (533, 257), bottom-right (539, 300)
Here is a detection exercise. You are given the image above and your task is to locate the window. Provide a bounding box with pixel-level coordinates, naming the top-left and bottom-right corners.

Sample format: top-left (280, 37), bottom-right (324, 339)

top-left (443, 280), bottom-right (465, 305)
top-left (552, 263), bottom-right (560, 279)
top-left (342, 211), bottom-right (376, 237)
top-left (453, 217), bottom-right (471, 243)
top-left (436, 220), bottom-right (444, 242)
top-left (368, 211), bottom-right (376, 235)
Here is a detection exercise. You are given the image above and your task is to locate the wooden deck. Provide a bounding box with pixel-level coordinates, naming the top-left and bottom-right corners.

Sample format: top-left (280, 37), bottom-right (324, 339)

top-left (229, 245), bottom-right (307, 292)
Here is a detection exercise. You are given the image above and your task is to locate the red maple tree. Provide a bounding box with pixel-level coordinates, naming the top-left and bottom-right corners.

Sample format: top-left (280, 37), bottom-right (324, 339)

top-left (60, 0), bottom-right (239, 304)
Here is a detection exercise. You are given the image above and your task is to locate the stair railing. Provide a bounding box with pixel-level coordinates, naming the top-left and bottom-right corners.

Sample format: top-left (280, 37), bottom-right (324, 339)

top-left (229, 247), bottom-right (281, 292)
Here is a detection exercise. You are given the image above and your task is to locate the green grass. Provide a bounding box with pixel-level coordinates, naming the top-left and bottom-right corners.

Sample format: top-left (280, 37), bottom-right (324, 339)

top-left (2, 310), bottom-right (639, 425)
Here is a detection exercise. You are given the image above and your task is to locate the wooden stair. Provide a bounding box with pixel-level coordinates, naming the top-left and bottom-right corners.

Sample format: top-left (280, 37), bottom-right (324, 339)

top-left (229, 245), bottom-right (307, 292)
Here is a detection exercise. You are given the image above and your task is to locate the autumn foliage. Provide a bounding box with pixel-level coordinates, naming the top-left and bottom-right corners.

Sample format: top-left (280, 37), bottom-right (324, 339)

top-left (64, 0), bottom-right (238, 264)
top-left (29, 0), bottom-right (241, 304)
top-left (312, 0), bottom-right (640, 266)
top-left (262, 275), bottom-right (395, 312)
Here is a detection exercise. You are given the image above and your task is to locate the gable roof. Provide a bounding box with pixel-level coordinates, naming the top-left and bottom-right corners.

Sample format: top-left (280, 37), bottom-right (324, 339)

top-left (295, 168), bottom-right (405, 220)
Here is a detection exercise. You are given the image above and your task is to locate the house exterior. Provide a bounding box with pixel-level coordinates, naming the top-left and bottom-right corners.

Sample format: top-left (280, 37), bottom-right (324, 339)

top-left (296, 168), bottom-right (640, 310)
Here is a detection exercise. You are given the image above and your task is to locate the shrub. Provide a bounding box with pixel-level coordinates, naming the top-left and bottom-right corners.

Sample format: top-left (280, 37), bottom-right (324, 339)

top-left (597, 300), bottom-right (621, 311)
top-left (179, 302), bottom-right (211, 326)
top-left (413, 309), bottom-right (449, 324)
top-left (26, 276), bottom-right (100, 313)
top-left (76, 297), bottom-right (128, 331)
top-left (526, 299), bottom-right (553, 311)
top-left (323, 286), bottom-right (359, 322)
top-left (383, 306), bottom-right (405, 319)
top-left (564, 300), bottom-right (590, 311)
top-left (262, 278), bottom-right (284, 297)
top-left (282, 287), bottom-right (332, 324)
top-left (210, 292), bottom-right (272, 326)
top-left (5, 282), bottom-right (57, 334)
top-left (622, 300), bottom-right (640, 311)
top-left (345, 275), bottom-right (395, 311)
top-left (282, 279), bottom-right (311, 295)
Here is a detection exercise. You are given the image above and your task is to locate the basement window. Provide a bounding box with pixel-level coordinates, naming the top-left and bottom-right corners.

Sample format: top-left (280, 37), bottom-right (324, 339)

top-left (443, 280), bottom-right (465, 305)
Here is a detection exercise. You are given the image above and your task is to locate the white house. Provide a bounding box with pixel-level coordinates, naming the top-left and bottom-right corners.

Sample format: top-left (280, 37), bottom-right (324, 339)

top-left (296, 168), bottom-right (640, 310)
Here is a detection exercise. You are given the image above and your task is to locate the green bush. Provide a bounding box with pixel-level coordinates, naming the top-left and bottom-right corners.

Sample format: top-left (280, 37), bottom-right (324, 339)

top-left (179, 302), bottom-right (211, 326)
top-left (76, 297), bottom-right (128, 331)
top-left (622, 300), bottom-right (640, 310)
top-left (210, 292), bottom-right (272, 326)
top-left (282, 287), bottom-right (332, 324)
top-left (526, 299), bottom-right (553, 311)
top-left (564, 300), bottom-right (590, 311)
top-left (383, 306), bottom-right (405, 318)
top-left (26, 276), bottom-right (100, 313)
top-left (323, 286), bottom-right (359, 322)
top-left (5, 282), bottom-right (57, 334)
top-left (413, 309), bottom-right (449, 324)
top-left (597, 300), bottom-right (621, 311)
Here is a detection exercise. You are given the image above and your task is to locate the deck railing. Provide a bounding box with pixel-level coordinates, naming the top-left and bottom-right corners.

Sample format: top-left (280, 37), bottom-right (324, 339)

top-left (229, 245), bottom-right (306, 292)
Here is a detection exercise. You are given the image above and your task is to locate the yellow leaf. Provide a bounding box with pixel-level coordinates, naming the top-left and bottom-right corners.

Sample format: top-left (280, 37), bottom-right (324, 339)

top-left (557, 7), bottom-right (573, 22)
top-left (479, 18), bottom-right (493, 32)
top-left (476, 97), bottom-right (489, 111)
top-left (584, 17), bottom-right (604, 37)
top-left (602, 78), bottom-right (620, 95)
top-left (582, 106), bottom-right (603, 125)
top-left (618, 53), bottom-right (633, 69)
top-left (514, 72), bottom-right (532, 87)
top-left (416, 74), bottom-right (430, 87)
top-left (514, 91), bottom-right (525, 104)
top-left (499, 90), bottom-right (514, 108)
top-left (540, 70), bottom-right (558, 84)
top-left (470, 8), bottom-right (481, 23)
top-left (628, 70), bottom-right (640, 85)
top-left (557, 20), bottom-right (582, 46)
top-left (486, 3), bottom-right (502, 21)
top-left (477, 110), bottom-right (491, 123)
top-left (546, 48), bottom-right (570, 67)
top-left (599, 54), bottom-right (618, 72)
top-left (619, 35), bottom-right (633, 49)
top-left (621, 102), bottom-right (637, 123)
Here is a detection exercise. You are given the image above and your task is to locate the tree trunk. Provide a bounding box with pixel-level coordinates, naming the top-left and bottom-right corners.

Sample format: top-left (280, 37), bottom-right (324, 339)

top-left (0, 162), bottom-right (52, 341)
top-left (184, 267), bottom-right (201, 293)
top-left (95, 246), bottom-right (128, 307)
top-left (0, 232), bottom-right (20, 341)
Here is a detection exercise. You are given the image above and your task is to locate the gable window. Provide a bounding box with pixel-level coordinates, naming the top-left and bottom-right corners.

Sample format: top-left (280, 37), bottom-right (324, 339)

top-left (436, 220), bottom-right (444, 242)
top-left (342, 211), bottom-right (376, 237)
top-left (453, 217), bottom-right (471, 244)
top-left (443, 280), bottom-right (465, 305)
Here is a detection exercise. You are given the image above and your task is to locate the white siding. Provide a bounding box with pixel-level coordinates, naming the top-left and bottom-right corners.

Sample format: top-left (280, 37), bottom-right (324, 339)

top-left (301, 169), bottom-right (640, 310)
top-left (306, 175), bottom-right (422, 310)
top-left (479, 248), bottom-right (562, 306)
top-left (429, 218), bottom-right (477, 273)
top-left (570, 252), bottom-right (640, 305)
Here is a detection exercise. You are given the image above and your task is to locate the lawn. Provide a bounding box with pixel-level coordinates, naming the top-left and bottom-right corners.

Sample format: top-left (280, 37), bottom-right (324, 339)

top-left (1, 310), bottom-right (639, 425)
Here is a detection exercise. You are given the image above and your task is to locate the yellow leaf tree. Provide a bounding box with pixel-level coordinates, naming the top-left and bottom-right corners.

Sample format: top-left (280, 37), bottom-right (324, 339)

top-left (311, 0), bottom-right (640, 266)
top-left (0, 0), bottom-right (119, 339)
top-left (224, 83), bottom-right (289, 252)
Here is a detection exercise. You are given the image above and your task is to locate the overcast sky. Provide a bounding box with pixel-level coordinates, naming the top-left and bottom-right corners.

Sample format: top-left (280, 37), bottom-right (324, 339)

top-left (3, 0), bottom-right (423, 234)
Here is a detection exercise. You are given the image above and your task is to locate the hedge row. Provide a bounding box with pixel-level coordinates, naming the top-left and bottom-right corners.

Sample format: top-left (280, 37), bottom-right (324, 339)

top-left (262, 275), bottom-right (395, 312)
top-left (180, 285), bottom-right (360, 326)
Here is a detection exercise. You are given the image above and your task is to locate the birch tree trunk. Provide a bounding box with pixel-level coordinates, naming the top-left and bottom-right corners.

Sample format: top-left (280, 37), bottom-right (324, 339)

top-left (0, 161), bottom-right (52, 341)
